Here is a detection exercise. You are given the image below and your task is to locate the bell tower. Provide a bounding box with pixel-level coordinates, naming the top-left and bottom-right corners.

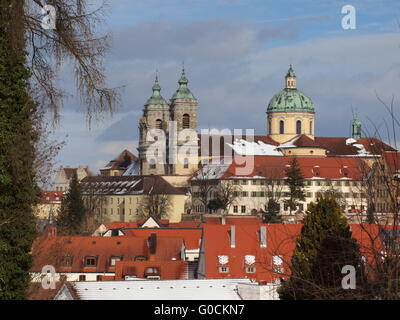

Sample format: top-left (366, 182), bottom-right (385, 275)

top-left (352, 113), bottom-right (361, 140)
top-left (138, 74), bottom-right (170, 175)
top-left (169, 67), bottom-right (199, 175)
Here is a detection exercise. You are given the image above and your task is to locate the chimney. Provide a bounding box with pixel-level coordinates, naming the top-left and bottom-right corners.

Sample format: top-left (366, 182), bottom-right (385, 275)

top-left (260, 226), bottom-right (267, 248)
top-left (46, 225), bottom-right (57, 238)
top-left (148, 233), bottom-right (157, 261)
top-left (230, 225), bottom-right (235, 248)
top-left (221, 215), bottom-right (226, 225)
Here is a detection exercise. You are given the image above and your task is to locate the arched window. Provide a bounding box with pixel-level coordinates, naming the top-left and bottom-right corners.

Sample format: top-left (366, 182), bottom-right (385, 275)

top-left (296, 120), bottom-right (302, 135)
top-left (268, 119), bottom-right (271, 135)
top-left (183, 158), bottom-right (189, 169)
top-left (182, 114), bottom-right (190, 129)
top-left (149, 159), bottom-right (156, 169)
top-left (309, 121), bottom-right (313, 135)
top-left (155, 119), bottom-right (162, 129)
top-left (279, 120), bottom-right (285, 134)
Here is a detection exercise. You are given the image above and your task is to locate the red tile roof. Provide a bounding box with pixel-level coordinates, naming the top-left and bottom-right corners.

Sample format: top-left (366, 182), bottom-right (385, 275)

top-left (122, 228), bottom-right (202, 250)
top-left (40, 190), bottom-right (65, 204)
top-left (383, 151), bottom-right (400, 173)
top-left (200, 224), bottom-right (301, 282)
top-left (103, 222), bottom-right (138, 229)
top-left (221, 156), bottom-right (369, 180)
top-left (281, 135), bottom-right (322, 148)
top-left (103, 150), bottom-right (138, 170)
top-left (114, 260), bottom-right (187, 280)
top-left (200, 223), bottom-right (381, 283)
top-left (81, 175), bottom-right (188, 195)
top-left (62, 167), bottom-right (89, 179)
top-left (357, 137), bottom-right (396, 155)
top-left (314, 137), bottom-right (395, 156)
top-left (204, 216), bottom-right (263, 225)
top-left (31, 234), bottom-right (183, 273)
top-left (102, 220), bottom-right (202, 230)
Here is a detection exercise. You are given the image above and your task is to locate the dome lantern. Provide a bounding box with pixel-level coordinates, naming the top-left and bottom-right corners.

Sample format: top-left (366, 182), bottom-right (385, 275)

top-left (145, 72), bottom-right (169, 106)
top-left (285, 64), bottom-right (297, 89)
top-left (171, 66), bottom-right (196, 100)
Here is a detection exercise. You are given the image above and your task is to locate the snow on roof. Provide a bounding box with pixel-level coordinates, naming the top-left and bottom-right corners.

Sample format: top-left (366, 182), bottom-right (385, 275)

top-left (227, 139), bottom-right (283, 156)
top-left (123, 161), bottom-right (140, 176)
top-left (278, 136), bottom-right (300, 148)
top-left (70, 279), bottom-right (251, 300)
top-left (193, 159), bottom-right (231, 180)
top-left (346, 138), bottom-right (357, 145)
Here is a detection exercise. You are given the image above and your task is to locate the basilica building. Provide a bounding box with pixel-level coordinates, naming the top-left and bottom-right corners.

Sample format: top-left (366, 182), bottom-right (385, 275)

top-left (137, 65), bottom-right (395, 176)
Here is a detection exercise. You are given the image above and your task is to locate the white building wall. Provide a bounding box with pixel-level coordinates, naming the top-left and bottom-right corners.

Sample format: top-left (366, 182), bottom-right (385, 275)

top-left (237, 282), bottom-right (280, 300)
top-left (192, 178), bottom-right (367, 216)
top-left (31, 272), bottom-right (115, 283)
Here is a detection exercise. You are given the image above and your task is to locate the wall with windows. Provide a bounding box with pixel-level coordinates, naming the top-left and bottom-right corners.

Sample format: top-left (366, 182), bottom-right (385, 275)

top-left (83, 193), bottom-right (188, 223)
top-left (267, 112), bottom-right (315, 143)
top-left (191, 178), bottom-right (367, 217)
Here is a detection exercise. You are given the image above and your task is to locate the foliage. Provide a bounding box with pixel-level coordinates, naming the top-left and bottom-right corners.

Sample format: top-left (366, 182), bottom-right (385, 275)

top-left (139, 193), bottom-right (172, 220)
top-left (207, 198), bottom-right (225, 212)
top-left (278, 195), bottom-right (368, 300)
top-left (264, 198), bottom-right (282, 223)
top-left (0, 0), bottom-right (39, 299)
top-left (284, 157), bottom-right (306, 214)
top-left (57, 172), bottom-right (86, 235)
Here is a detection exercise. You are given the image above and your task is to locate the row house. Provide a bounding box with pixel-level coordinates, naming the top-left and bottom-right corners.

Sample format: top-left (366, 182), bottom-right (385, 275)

top-left (31, 229), bottom-right (189, 282)
top-left (53, 166), bottom-right (89, 191)
top-left (191, 156), bottom-right (369, 221)
top-left (372, 151), bottom-right (400, 214)
top-left (34, 190), bottom-right (65, 220)
top-left (99, 149), bottom-right (138, 176)
top-left (80, 175), bottom-right (189, 223)
top-left (198, 223), bottom-right (381, 284)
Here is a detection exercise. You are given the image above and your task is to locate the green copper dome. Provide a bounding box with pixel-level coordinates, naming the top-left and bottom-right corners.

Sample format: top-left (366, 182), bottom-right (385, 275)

top-left (267, 66), bottom-right (314, 113)
top-left (145, 75), bottom-right (168, 106)
top-left (171, 67), bottom-right (196, 100)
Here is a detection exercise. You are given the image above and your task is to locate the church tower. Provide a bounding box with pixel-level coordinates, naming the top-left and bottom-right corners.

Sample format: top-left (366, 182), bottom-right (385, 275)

top-left (352, 114), bottom-right (362, 140)
top-left (266, 65), bottom-right (315, 143)
top-left (138, 74), bottom-right (170, 175)
top-left (169, 67), bottom-right (199, 175)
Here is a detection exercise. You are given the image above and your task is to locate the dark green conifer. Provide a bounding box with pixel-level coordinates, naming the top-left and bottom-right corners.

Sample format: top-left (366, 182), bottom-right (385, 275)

top-left (0, 0), bottom-right (39, 299)
top-left (284, 157), bottom-right (306, 214)
top-left (279, 195), bottom-right (368, 300)
top-left (57, 172), bottom-right (86, 235)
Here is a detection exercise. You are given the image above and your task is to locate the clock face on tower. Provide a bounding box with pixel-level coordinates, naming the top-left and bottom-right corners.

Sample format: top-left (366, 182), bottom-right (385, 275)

top-left (218, 255), bottom-right (229, 265)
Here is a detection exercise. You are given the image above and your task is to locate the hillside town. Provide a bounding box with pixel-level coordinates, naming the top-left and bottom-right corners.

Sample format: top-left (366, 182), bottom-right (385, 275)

top-left (2, 0), bottom-right (400, 305)
top-left (28, 67), bottom-right (400, 300)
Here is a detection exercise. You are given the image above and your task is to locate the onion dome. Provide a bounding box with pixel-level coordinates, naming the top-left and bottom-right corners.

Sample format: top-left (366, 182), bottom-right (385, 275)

top-left (267, 65), bottom-right (314, 113)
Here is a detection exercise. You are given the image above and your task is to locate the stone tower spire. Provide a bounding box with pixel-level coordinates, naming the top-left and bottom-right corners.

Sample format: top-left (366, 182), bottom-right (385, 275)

top-left (138, 73), bottom-right (171, 175)
top-left (285, 64), bottom-right (297, 89)
top-left (169, 66), bottom-right (199, 175)
top-left (352, 113), bottom-right (361, 140)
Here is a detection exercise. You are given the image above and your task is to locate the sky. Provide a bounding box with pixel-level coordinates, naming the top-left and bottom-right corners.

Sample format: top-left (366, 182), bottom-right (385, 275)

top-left (51, 0), bottom-right (400, 174)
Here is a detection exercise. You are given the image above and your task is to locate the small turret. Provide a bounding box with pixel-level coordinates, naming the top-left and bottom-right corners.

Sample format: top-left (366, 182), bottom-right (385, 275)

top-left (171, 66), bottom-right (195, 100)
top-left (285, 64), bottom-right (297, 89)
top-left (352, 113), bottom-right (362, 140)
top-left (145, 73), bottom-right (168, 106)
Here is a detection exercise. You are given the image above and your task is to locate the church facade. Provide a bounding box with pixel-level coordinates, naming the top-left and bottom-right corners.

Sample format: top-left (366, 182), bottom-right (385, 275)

top-left (138, 68), bottom-right (199, 176)
top-left (137, 65), bottom-right (393, 177)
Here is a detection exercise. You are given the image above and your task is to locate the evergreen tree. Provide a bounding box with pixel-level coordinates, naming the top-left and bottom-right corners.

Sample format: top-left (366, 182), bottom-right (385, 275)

top-left (284, 157), bottom-right (306, 214)
top-left (278, 195), bottom-right (368, 300)
top-left (0, 1), bottom-right (39, 299)
top-left (57, 172), bottom-right (86, 235)
top-left (207, 198), bottom-right (225, 212)
top-left (264, 198), bottom-right (282, 223)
